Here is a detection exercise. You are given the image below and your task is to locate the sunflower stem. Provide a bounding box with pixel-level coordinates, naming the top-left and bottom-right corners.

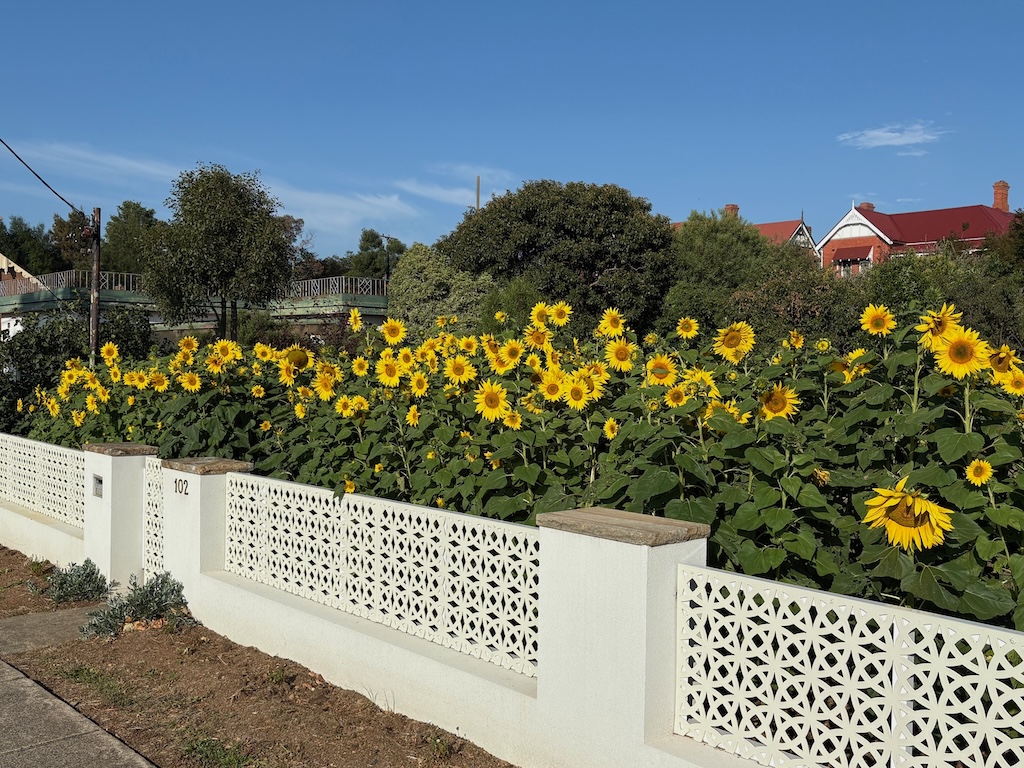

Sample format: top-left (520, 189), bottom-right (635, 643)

top-left (963, 379), bottom-right (973, 433)
top-left (911, 349), bottom-right (923, 414)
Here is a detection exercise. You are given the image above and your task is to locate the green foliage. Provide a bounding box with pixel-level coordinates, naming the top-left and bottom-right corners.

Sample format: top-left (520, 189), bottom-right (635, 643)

top-left (335, 228), bottom-right (407, 279)
top-left (437, 180), bottom-right (675, 333)
top-left (143, 163), bottom-right (304, 340)
top-left (57, 664), bottom-right (134, 707)
top-left (102, 200), bottom-right (161, 273)
top-left (0, 306), bottom-right (87, 434)
top-left (236, 310), bottom-right (305, 350)
top-left (386, 244), bottom-right (496, 334)
top-left (82, 572), bottom-right (195, 637)
top-left (101, 305), bottom-right (153, 361)
top-left (50, 209), bottom-right (92, 271)
top-left (44, 558), bottom-right (113, 603)
top-left (0, 215), bottom-right (68, 274)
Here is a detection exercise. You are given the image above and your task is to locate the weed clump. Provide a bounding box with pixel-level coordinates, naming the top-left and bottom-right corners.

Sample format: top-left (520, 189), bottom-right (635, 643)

top-left (31, 558), bottom-right (113, 604)
top-left (83, 572), bottom-right (196, 637)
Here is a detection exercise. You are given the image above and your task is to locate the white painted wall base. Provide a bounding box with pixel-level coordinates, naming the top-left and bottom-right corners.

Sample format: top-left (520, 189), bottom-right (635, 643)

top-left (0, 500), bottom-right (84, 567)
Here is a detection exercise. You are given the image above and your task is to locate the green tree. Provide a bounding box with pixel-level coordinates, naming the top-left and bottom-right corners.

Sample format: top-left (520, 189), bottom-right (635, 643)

top-left (658, 209), bottom-right (785, 335)
top-left (0, 215), bottom-right (63, 275)
top-left (100, 305), bottom-right (153, 360)
top-left (436, 180), bottom-right (675, 333)
top-left (103, 201), bottom-right (160, 273)
top-left (386, 244), bottom-right (496, 335)
top-left (50, 209), bottom-right (92, 271)
top-left (334, 229), bottom-right (406, 279)
top-left (143, 164), bottom-right (303, 340)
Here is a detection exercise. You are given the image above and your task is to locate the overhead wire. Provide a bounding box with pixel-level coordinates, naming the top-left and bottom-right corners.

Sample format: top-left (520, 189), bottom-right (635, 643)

top-left (0, 136), bottom-right (82, 213)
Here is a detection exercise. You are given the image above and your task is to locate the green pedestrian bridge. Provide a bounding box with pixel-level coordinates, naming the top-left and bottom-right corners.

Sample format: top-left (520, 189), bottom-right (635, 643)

top-left (0, 270), bottom-right (388, 332)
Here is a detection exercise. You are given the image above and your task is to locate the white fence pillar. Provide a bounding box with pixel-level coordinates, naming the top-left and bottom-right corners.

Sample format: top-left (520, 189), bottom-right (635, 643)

top-left (535, 507), bottom-right (714, 768)
top-left (82, 443), bottom-right (157, 586)
top-left (159, 458), bottom-right (252, 594)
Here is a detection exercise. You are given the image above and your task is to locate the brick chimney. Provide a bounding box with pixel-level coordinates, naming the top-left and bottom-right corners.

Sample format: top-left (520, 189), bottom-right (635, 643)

top-left (857, 202), bottom-right (876, 212)
top-left (994, 180), bottom-right (1010, 213)
top-left (724, 204), bottom-right (739, 217)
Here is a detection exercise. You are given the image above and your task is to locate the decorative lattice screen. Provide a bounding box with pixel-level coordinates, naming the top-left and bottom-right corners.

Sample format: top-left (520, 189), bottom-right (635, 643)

top-left (225, 474), bottom-right (540, 676)
top-left (0, 434), bottom-right (85, 528)
top-left (676, 565), bottom-right (1024, 767)
top-left (143, 456), bottom-right (164, 579)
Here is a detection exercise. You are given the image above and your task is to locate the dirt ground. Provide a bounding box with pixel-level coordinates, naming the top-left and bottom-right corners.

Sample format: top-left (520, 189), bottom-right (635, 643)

top-left (0, 546), bottom-right (516, 768)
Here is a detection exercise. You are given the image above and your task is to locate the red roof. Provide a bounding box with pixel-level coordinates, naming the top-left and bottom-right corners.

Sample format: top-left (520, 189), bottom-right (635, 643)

top-left (754, 220), bottom-right (802, 243)
top-left (859, 205), bottom-right (1012, 248)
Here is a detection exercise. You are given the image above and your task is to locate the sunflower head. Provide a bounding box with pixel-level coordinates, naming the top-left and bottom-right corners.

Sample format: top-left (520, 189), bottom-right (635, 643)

top-left (759, 383), bottom-right (800, 421)
top-left (860, 304), bottom-right (896, 336)
top-left (966, 459), bottom-right (993, 487)
top-left (935, 326), bottom-right (992, 380)
top-left (862, 476), bottom-right (954, 551)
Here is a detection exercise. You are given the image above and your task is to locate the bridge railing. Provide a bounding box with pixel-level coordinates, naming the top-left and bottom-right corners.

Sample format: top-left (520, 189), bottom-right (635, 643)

top-left (0, 271), bottom-right (386, 299)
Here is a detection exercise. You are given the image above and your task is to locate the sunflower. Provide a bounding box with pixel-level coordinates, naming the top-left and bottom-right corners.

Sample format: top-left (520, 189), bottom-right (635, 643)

top-left (253, 343), bottom-right (275, 362)
top-left (682, 368), bottom-right (720, 399)
top-left (862, 476), bottom-right (954, 551)
top-left (988, 345), bottom-right (1019, 383)
top-left (675, 317), bottom-right (699, 339)
top-left (344, 480), bottom-right (356, 494)
top-left (251, 384), bottom-right (266, 398)
top-left (760, 384), bottom-right (800, 421)
top-left (524, 324), bottom-right (553, 350)
top-left (934, 326), bottom-right (992, 380)
top-left (334, 395), bottom-right (353, 416)
top-left (346, 307), bottom-right (362, 332)
top-left (178, 336), bottom-right (199, 354)
top-left (603, 418), bottom-right (619, 440)
top-left (561, 379), bottom-right (591, 411)
top-left (525, 353), bottom-right (543, 371)
top-left (540, 370), bottom-right (565, 401)
top-left (915, 303), bottom-right (962, 351)
top-left (458, 336), bottom-right (478, 355)
top-left (294, 403), bottom-right (306, 420)
top-left (604, 338), bottom-right (637, 372)
top-left (503, 410), bottom-right (523, 430)
top-left (494, 311), bottom-right (507, 323)
top-left (530, 302), bottom-right (551, 327)
top-left (444, 355), bottom-right (477, 385)
top-left (788, 330), bottom-right (804, 350)
top-left (407, 371), bottom-right (429, 398)
top-left (597, 308), bottom-right (626, 338)
top-left (550, 302), bottom-right (572, 326)
top-left (474, 380), bottom-right (510, 422)
top-left (277, 360), bottom-right (297, 386)
top-left (397, 347), bottom-right (416, 371)
top-left (502, 339), bottom-right (525, 366)
top-left (376, 358), bottom-right (401, 387)
top-left (206, 355), bottom-right (227, 375)
top-left (664, 385), bottom-right (690, 408)
top-left (85, 394), bottom-right (98, 413)
top-left (645, 353), bottom-right (678, 387)
top-left (380, 318), bottom-right (407, 346)
top-left (100, 341), bottom-right (119, 363)
top-left (405, 405), bottom-right (421, 427)
top-left (259, 420), bottom-right (273, 432)
top-left (966, 459), bottom-right (993, 487)
top-left (178, 372), bottom-right (202, 393)
top-left (1002, 369), bottom-right (1024, 396)
top-left (860, 304), bottom-right (896, 336)
top-left (713, 322), bottom-right (756, 363)
top-left (312, 374), bottom-right (336, 401)
top-left (71, 410), bottom-right (85, 427)
top-left (150, 372), bottom-right (169, 393)
top-left (815, 338), bottom-right (831, 353)
top-left (351, 357), bottom-right (369, 377)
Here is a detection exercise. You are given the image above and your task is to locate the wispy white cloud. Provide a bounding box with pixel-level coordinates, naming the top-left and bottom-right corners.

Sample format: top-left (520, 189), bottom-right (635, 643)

top-left (836, 122), bottom-right (948, 150)
top-left (896, 197), bottom-right (923, 203)
top-left (269, 180), bottom-right (419, 245)
top-left (394, 179), bottom-right (475, 206)
top-left (16, 142), bottom-right (180, 184)
top-left (425, 163), bottom-right (516, 187)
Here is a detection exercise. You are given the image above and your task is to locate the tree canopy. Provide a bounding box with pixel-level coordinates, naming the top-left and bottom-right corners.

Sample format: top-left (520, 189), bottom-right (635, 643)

top-left (435, 180), bottom-right (675, 333)
top-left (0, 215), bottom-right (66, 275)
top-left (386, 244), bottom-right (496, 334)
top-left (143, 164), bottom-right (303, 339)
top-left (103, 201), bottom-right (160, 273)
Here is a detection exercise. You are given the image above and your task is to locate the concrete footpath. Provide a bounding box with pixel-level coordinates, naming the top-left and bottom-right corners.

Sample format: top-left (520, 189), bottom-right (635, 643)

top-left (0, 606), bottom-right (154, 768)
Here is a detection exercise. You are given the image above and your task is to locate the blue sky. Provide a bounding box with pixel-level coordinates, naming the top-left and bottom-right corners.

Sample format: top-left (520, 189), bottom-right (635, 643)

top-left (2, 1), bottom-right (1020, 260)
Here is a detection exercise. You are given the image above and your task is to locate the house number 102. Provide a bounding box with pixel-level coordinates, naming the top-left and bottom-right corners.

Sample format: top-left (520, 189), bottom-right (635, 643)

top-left (173, 478), bottom-right (189, 495)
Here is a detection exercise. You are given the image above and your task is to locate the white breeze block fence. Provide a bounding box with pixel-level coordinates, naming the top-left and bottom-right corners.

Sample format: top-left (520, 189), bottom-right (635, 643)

top-left (5, 433), bottom-right (1024, 767)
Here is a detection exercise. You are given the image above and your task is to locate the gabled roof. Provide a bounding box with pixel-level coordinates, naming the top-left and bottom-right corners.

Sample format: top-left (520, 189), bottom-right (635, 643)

top-left (754, 220), bottom-right (803, 243)
top-left (857, 205), bottom-right (1012, 248)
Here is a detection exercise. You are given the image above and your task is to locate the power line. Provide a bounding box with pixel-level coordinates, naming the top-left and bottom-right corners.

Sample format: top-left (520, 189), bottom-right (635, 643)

top-left (0, 137), bottom-right (82, 213)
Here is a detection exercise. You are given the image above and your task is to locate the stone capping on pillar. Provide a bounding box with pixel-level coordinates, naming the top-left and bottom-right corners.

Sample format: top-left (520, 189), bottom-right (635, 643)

top-left (536, 507), bottom-right (711, 546)
top-left (161, 457), bottom-right (255, 475)
top-left (83, 442), bottom-right (159, 457)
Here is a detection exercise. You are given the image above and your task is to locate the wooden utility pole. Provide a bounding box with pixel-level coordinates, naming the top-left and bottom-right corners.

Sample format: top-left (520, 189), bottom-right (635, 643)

top-left (88, 207), bottom-right (101, 368)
